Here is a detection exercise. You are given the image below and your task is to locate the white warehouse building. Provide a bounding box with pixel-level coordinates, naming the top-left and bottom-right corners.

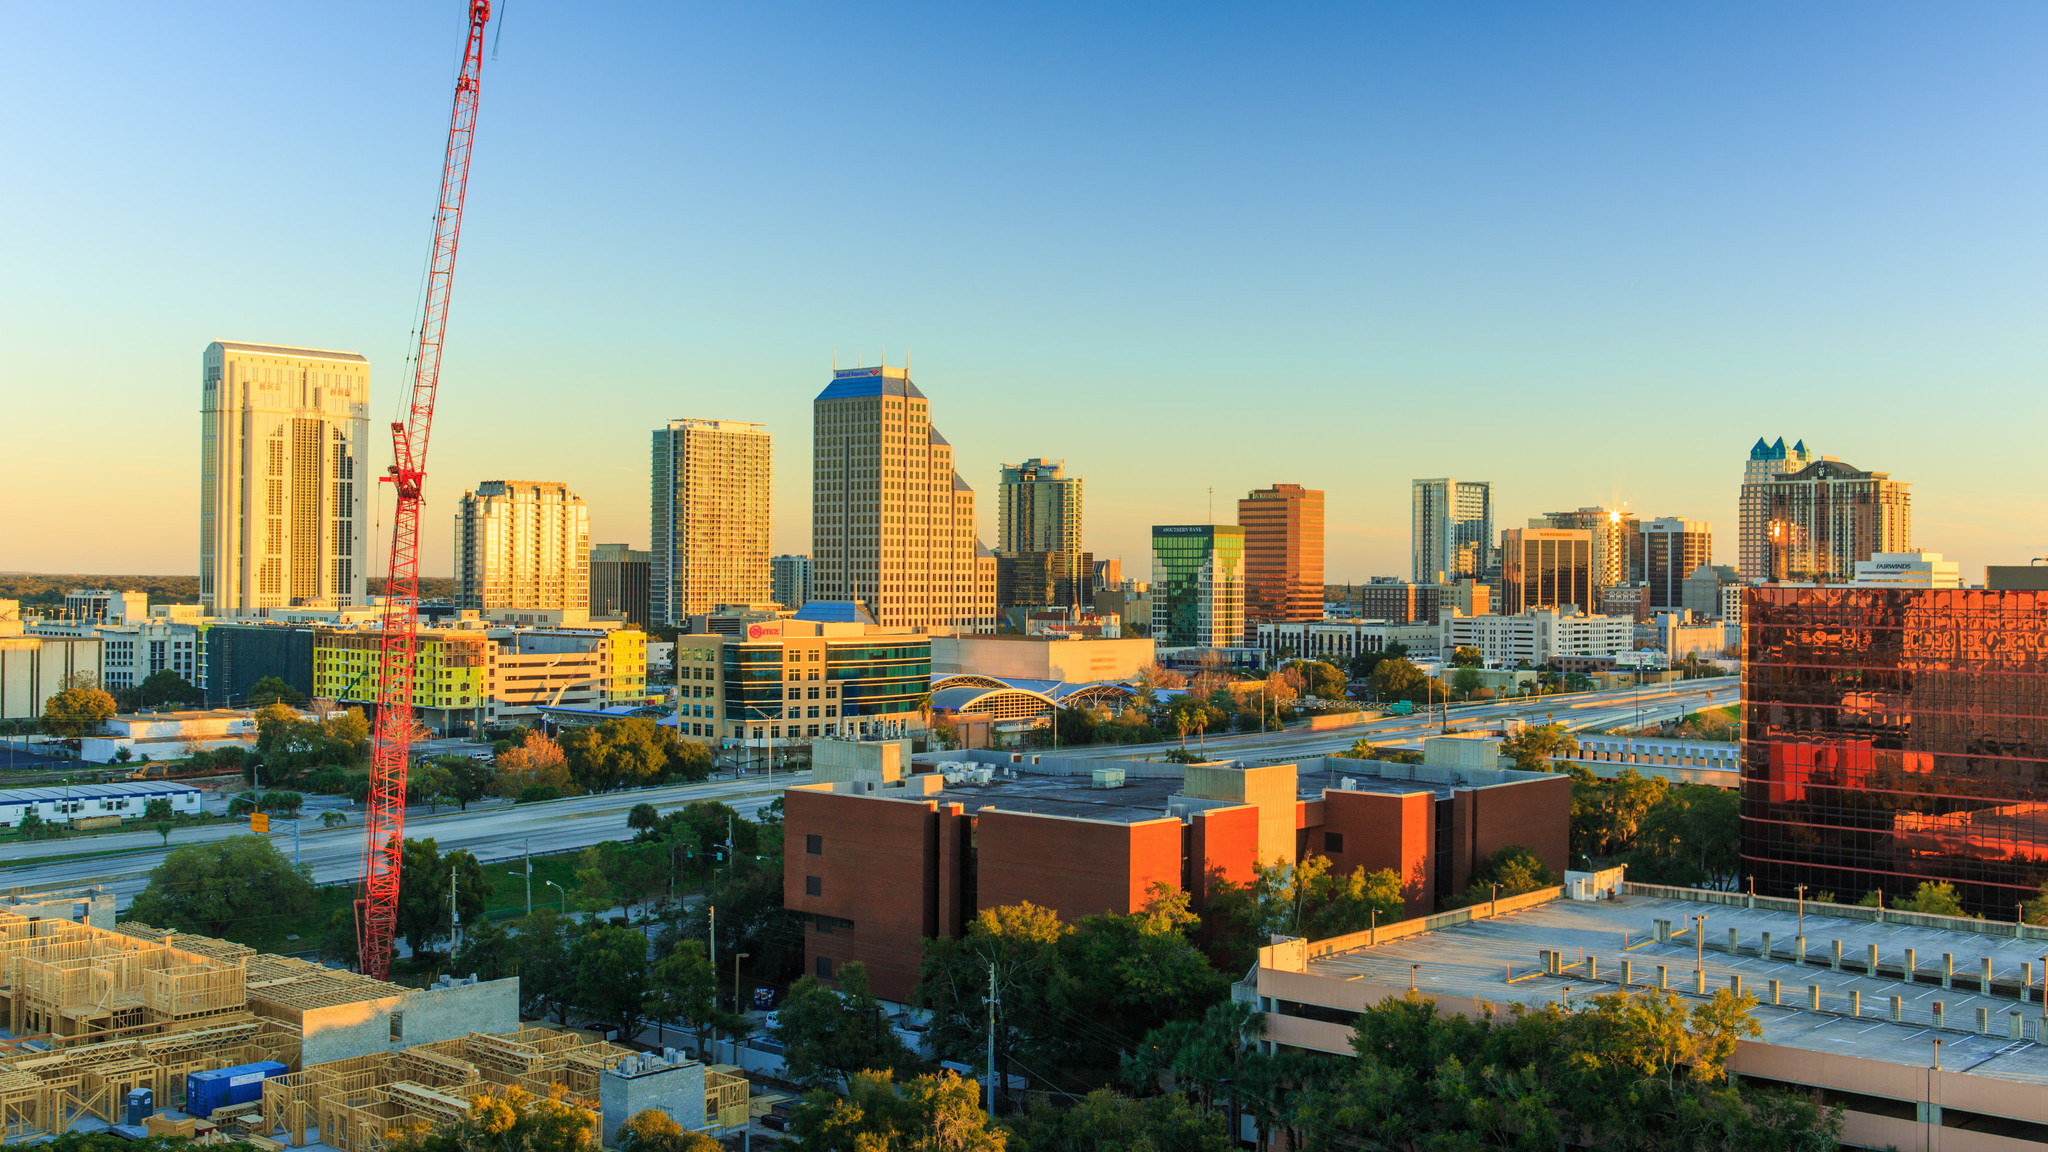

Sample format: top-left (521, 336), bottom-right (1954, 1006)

top-left (0, 782), bottom-right (204, 828)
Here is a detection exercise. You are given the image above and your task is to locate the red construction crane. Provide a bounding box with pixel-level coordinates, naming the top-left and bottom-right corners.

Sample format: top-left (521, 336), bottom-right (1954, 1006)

top-left (358, 0), bottom-right (493, 981)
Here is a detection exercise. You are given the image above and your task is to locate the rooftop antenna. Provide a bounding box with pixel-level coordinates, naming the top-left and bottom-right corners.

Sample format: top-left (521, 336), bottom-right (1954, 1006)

top-left (1208, 487), bottom-right (1214, 524)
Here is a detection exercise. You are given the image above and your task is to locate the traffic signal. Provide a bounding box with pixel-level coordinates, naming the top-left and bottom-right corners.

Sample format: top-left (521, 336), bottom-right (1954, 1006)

top-left (250, 813), bottom-right (270, 833)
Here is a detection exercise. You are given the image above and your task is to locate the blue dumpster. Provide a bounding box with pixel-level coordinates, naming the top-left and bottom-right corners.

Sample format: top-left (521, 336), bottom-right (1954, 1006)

top-left (185, 1060), bottom-right (287, 1118)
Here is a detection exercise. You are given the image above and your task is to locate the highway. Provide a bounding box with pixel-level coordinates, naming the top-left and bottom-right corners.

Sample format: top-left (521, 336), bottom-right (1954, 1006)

top-left (1, 677), bottom-right (1737, 911)
top-left (1043, 676), bottom-right (1739, 764)
top-left (0, 771), bottom-right (805, 910)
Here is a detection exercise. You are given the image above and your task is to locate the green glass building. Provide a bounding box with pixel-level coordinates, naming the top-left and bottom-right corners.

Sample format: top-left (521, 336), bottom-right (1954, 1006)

top-left (1150, 525), bottom-right (1246, 647)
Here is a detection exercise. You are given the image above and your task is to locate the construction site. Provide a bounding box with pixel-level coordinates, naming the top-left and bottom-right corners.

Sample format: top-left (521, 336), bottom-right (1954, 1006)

top-left (0, 892), bottom-right (750, 1148)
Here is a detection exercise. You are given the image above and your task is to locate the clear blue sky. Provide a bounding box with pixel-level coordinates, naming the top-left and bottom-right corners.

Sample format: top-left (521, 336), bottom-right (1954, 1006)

top-left (3, 2), bottom-right (2042, 581)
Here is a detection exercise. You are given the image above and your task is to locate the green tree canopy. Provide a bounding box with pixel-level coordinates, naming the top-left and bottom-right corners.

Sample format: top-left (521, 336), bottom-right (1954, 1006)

top-left (1291, 990), bottom-right (1836, 1152)
top-left (572, 924), bottom-right (655, 1039)
top-left (1500, 722), bottom-right (1578, 772)
top-left (1006, 1089), bottom-right (1228, 1152)
top-left (395, 838), bottom-right (490, 959)
top-left (1366, 657), bottom-right (1429, 704)
top-left (1450, 645), bottom-right (1484, 668)
top-left (245, 676), bottom-right (307, 708)
top-left (560, 717), bottom-right (708, 792)
top-left (1292, 660), bottom-right (1347, 701)
top-left (646, 940), bottom-right (725, 1058)
top-left (789, 1070), bottom-right (1006, 1152)
top-left (1445, 844), bottom-right (1560, 908)
top-left (43, 673), bottom-right (116, 737)
top-left (1627, 784), bottom-right (1741, 887)
top-left (134, 669), bottom-right (201, 708)
top-left (128, 835), bottom-right (314, 939)
top-left (385, 1086), bottom-right (597, 1152)
top-left (613, 1109), bottom-right (720, 1152)
top-left (777, 962), bottom-right (917, 1091)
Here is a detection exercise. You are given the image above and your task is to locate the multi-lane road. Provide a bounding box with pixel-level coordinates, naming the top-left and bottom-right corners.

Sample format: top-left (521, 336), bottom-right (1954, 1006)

top-left (1, 772), bottom-right (803, 910)
top-left (2, 677), bottom-right (1737, 911)
top-left (1046, 675), bottom-right (1739, 763)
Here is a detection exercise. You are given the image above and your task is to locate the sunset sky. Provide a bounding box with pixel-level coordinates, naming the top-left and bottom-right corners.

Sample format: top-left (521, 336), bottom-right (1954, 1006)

top-left (3, 2), bottom-right (2043, 582)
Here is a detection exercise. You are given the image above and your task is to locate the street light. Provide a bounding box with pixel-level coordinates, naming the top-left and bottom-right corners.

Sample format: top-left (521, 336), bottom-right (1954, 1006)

top-left (1693, 914), bottom-right (1707, 972)
top-left (1796, 884), bottom-right (1806, 939)
top-left (545, 880), bottom-right (567, 914)
top-left (1410, 963), bottom-right (1421, 993)
top-left (733, 952), bottom-right (751, 1064)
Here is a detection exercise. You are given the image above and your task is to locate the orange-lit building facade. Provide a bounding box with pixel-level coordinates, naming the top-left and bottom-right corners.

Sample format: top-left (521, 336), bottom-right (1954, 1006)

top-left (1742, 586), bottom-right (2048, 913)
top-left (783, 761), bottom-right (1567, 1001)
top-left (1238, 484), bottom-right (1324, 642)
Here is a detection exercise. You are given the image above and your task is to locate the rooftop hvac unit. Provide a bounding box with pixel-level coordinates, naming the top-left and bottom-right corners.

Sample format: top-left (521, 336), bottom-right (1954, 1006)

top-left (1092, 768), bottom-right (1126, 789)
top-left (1341, 777), bottom-right (1357, 791)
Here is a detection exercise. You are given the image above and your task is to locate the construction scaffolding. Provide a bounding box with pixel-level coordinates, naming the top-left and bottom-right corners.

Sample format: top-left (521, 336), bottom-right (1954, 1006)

top-left (0, 911), bottom-right (392, 1141)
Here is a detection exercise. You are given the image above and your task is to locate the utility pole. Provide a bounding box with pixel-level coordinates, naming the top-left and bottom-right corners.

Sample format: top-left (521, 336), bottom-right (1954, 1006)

top-left (450, 863), bottom-right (461, 956)
top-left (521, 838), bottom-right (532, 914)
top-left (985, 961), bottom-right (999, 1122)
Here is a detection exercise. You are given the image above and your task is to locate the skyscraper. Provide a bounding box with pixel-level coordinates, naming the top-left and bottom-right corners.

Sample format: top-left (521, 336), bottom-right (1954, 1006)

top-left (996, 458), bottom-right (1082, 553)
top-left (1151, 525), bottom-right (1245, 647)
top-left (454, 481), bottom-right (590, 613)
top-left (812, 366), bottom-right (993, 632)
top-left (650, 419), bottom-right (772, 625)
top-left (1412, 479), bottom-right (1493, 584)
top-left (1739, 437), bottom-right (1815, 582)
top-left (1641, 518), bottom-right (1713, 609)
top-left (1762, 459), bottom-right (1912, 584)
top-left (994, 458), bottom-right (1087, 614)
top-left (1238, 484), bottom-right (1324, 640)
top-left (589, 544), bottom-right (652, 629)
top-left (1530, 507), bottom-right (1640, 590)
top-left (771, 554), bottom-right (812, 611)
top-left (1500, 528), bottom-right (1594, 616)
top-left (200, 341), bottom-right (369, 616)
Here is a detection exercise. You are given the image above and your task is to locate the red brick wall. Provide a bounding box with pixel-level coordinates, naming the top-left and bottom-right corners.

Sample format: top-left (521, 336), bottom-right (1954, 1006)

top-left (782, 788), bottom-right (940, 1002)
top-left (1449, 776), bottom-right (1571, 897)
top-left (975, 810), bottom-right (1185, 921)
top-left (1315, 790), bottom-right (1435, 915)
top-left (1190, 804), bottom-right (1260, 908)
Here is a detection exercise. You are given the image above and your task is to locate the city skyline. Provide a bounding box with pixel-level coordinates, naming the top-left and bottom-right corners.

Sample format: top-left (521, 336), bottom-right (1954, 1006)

top-left (4, 4), bottom-right (2045, 581)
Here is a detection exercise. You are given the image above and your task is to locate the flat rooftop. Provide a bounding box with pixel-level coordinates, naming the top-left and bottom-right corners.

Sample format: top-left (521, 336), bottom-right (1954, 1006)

top-left (1304, 892), bottom-right (2048, 1087)
top-left (923, 759), bottom-right (1459, 824)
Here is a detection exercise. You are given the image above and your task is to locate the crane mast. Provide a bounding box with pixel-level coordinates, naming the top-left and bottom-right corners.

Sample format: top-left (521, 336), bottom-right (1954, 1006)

top-left (358, 0), bottom-right (492, 981)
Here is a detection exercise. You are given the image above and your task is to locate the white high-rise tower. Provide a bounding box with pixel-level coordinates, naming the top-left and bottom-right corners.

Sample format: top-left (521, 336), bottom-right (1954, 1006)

top-left (200, 341), bottom-right (370, 616)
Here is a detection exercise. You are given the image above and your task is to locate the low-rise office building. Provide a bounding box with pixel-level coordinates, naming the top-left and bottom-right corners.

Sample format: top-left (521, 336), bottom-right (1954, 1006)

top-left (1442, 609), bottom-right (1633, 668)
top-left (1256, 619), bottom-right (1442, 664)
top-left (672, 608), bottom-right (931, 746)
top-left (314, 623), bottom-right (646, 733)
top-left (784, 754), bottom-right (1568, 1002)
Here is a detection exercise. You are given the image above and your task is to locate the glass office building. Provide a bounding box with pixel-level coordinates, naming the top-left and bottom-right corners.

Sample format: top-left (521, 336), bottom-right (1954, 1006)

top-left (720, 632), bottom-right (931, 742)
top-left (1742, 586), bottom-right (2048, 913)
top-left (1151, 525), bottom-right (1246, 647)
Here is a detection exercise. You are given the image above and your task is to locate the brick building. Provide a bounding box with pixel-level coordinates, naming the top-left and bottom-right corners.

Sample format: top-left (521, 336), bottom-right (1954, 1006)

top-left (783, 757), bottom-right (1568, 1001)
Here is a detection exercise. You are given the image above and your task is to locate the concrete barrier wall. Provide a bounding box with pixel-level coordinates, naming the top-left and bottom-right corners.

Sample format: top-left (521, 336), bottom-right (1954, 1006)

top-left (1306, 711), bottom-right (1370, 731)
top-left (1621, 882), bottom-right (2048, 943)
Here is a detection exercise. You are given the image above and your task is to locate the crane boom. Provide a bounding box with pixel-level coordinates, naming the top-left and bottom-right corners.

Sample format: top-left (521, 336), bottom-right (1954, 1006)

top-left (358, 0), bottom-right (492, 981)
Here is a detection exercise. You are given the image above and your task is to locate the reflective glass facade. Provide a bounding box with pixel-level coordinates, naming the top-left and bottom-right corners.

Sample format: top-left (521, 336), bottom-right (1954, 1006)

top-left (720, 636), bottom-right (931, 740)
top-left (1151, 525), bottom-right (1245, 647)
top-left (1742, 586), bottom-right (2048, 912)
